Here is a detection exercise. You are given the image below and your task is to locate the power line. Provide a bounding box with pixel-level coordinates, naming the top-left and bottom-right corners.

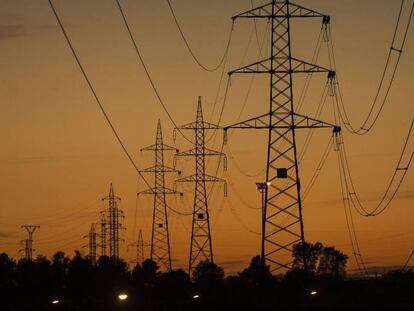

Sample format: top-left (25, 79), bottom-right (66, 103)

top-left (334, 136), bottom-right (368, 276)
top-left (337, 119), bottom-right (414, 217)
top-left (225, 197), bottom-right (260, 235)
top-left (329, 0), bottom-right (414, 135)
top-left (114, 0), bottom-right (192, 144)
top-left (166, 0), bottom-right (234, 72)
top-left (50, 0), bottom-right (189, 220)
top-left (302, 136), bottom-right (334, 200)
top-left (48, 0), bottom-right (152, 184)
top-left (296, 27), bottom-right (325, 113)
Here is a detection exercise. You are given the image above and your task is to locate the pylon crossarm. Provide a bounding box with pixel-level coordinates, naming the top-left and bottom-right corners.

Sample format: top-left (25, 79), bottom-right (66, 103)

top-left (176, 174), bottom-right (225, 183)
top-left (232, 1), bottom-right (326, 20)
top-left (102, 194), bottom-right (121, 200)
top-left (224, 111), bottom-right (270, 130)
top-left (175, 122), bottom-right (221, 131)
top-left (232, 2), bottom-right (272, 19)
top-left (139, 165), bottom-right (178, 173)
top-left (224, 111), bottom-right (338, 131)
top-left (139, 187), bottom-right (179, 195)
top-left (293, 112), bottom-right (339, 129)
top-left (289, 2), bottom-right (328, 18)
top-left (176, 148), bottom-right (225, 157)
top-left (229, 57), bottom-right (331, 75)
top-left (228, 57), bottom-right (272, 75)
top-left (175, 149), bottom-right (197, 157)
top-left (204, 147), bottom-right (226, 157)
top-left (141, 143), bottom-right (178, 152)
top-left (290, 57), bottom-right (331, 73)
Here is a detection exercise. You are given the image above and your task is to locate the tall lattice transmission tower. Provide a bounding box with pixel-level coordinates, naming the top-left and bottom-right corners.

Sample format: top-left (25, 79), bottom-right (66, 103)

top-left (224, 1), bottom-right (339, 272)
top-left (98, 213), bottom-right (107, 257)
top-left (20, 225), bottom-right (40, 261)
top-left (102, 183), bottom-right (125, 259)
top-left (128, 229), bottom-right (148, 266)
top-left (175, 97), bottom-right (227, 273)
top-left (83, 224), bottom-right (98, 263)
top-left (139, 120), bottom-right (180, 271)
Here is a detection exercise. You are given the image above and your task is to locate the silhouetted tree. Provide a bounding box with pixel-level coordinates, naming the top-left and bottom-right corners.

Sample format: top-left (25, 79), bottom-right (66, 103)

top-left (153, 269), bottom-right (191, 309)
top-left (291, 242), bottom-right (348, 279)
top-left (238, 255), bottom-right (273, 287)
top-left (130, 259), bottom-right (159, 309)
top-left (50, 251), bottom-right (69, 298)
top-left (0, 253), bottom-right (16, 311)
top-left (66, 251), bottom-right (95, 309)
top-left (292, 241), bottom-right (323, 273)
top-left (192, 260), bottom-right (224, 297)
top-left (317, 246), bottom-right (348, 279)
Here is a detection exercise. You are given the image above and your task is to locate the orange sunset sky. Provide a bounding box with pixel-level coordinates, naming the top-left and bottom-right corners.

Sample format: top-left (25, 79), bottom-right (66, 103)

top-left (0, 0), bottom-right (413, 274)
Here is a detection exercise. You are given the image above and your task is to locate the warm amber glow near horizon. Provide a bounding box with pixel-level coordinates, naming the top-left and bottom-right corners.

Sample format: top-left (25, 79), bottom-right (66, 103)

top-left (0, 0), bottom-right (413, 275)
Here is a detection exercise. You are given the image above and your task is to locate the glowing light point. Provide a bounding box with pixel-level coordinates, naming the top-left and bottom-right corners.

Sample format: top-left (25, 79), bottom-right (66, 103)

top-left (310, 290), bottom-right (318, 296)
top-left (51, 300), bottom-right (60, 304)
top-left (118, 293), bottom-right (128, 301)
top-left (193, 294), bottom-right (200, 299)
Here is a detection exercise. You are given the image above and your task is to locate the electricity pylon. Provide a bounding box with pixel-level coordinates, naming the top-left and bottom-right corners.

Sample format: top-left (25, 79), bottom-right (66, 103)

top-left (224, 1), bottom-right (339, 272)
top-left (83, 224), bottom-right (97, 263)
top-left (102, 183), bottom-right (124, 259)
top-left (98, 213), bottom-right (107, 257)
top-left (139, 120), bottom-right (180, 271)
top-left (20, 225), bottom-right (40, 261)
top-left (128, 229), bottom-right (149, 266)
top-left (175, 97), bottom-right (227, 274)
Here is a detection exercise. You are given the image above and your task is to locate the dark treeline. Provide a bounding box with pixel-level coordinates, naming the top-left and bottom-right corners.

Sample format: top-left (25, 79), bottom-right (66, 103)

top-left (1, 242), bottom-right (413, 310)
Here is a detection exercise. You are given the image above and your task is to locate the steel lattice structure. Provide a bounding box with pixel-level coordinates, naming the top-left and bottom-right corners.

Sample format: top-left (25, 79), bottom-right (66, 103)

top-left (98, 213), bottom-right (107, 257)
top-left (175, 97), bottom-right (226, 273)
top-left (139, 120), bottom-right (180, 271)
top-left (224, 1), bottom-right (339, 272)
top-left (20, 225), bottom-right (40, 261)
top-left (83, 223), bottom-right (97, 263)
top-left (102, 183), bottom-right (124, 259)
top-left (128, 229), bottom-right (148, 265)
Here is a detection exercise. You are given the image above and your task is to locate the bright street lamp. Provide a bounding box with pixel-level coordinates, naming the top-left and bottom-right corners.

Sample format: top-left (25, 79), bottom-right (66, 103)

top-left (118, 293), bottom-right (128, 301)
top-left (256, 182), bottom-right (269, 265)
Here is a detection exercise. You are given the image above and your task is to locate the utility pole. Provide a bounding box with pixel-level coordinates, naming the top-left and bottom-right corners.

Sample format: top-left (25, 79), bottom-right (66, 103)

top-left (139, 120), bottom-right (180, 271)
top-left (20, 225), bottom-right (40, 261)
top-left (175, 97), bottom-right (227, 274)
top-left (102, 183), bottom-right (124, 259)
top-left (83, 224), bottom-right (97, 263)
top-left (224, 1), bottom-right (339, 272)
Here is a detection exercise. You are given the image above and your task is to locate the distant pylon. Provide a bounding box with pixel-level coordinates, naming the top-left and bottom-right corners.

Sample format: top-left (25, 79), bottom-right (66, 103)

top-left (83, 224), bottom-right (97, 263)
top-left (20, 225), bottom-right (40, 261)
top-left (102, 183), bottom-right (125, 259)
top-left (128, 229), bottom-right (149, 265)
top-left (139, 120), bottom-right (180, 271)
top-left (98, 213), bottom-right (107, 257)
top-left (224, 1), bottom-right (339, 272)
top-left (175, 97), bottom-right (227, 274)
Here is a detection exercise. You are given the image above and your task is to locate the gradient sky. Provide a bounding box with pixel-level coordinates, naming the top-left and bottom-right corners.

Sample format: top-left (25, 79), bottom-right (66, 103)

top-left (0, 0), bottom-right (413, 274)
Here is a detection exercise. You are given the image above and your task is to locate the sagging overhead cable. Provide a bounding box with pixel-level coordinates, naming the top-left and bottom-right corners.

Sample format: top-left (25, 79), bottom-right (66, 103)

top-left (334, 118), bottom-right (414, 217)
top-left (114, 0), bottom-right (193, 144)
top-left (166, 0), bottom-right (234, 72)
top-left (48, 0), bottom-right (187, 217)
top-left (328, 0), bottom-right (414, 135)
